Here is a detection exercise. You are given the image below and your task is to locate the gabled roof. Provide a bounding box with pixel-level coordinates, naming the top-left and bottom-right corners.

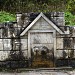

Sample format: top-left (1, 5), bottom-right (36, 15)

top-left (20, 12), bottom-right (64, 36)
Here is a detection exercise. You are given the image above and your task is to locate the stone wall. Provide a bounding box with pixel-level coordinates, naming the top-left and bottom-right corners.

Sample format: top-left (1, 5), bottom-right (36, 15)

top-left (16, 12), bottom-right (65, 29)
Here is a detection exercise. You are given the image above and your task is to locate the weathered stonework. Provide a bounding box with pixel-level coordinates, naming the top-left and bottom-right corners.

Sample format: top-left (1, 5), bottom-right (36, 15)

top-left (0, 12), bottom-right (75, 68)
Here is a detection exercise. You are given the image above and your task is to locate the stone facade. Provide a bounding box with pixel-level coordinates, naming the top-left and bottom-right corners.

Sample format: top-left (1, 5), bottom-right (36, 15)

top-left (0, 12), bottom-right (75, 68)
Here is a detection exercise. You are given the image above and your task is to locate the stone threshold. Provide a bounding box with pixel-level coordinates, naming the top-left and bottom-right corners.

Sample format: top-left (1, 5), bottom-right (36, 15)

top-left (18, 67), bottom-right (73, 72)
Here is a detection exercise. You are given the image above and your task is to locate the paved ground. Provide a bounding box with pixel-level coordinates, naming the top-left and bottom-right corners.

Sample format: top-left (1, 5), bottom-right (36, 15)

top-left (0, 71), bottom-right (75, 75)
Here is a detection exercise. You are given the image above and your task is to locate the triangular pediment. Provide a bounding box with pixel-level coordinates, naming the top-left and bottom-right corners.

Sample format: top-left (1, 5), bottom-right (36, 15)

top-left (31, 16), bottom-right (54, 30)
top-left (20, 12), bottom-right (64, 36)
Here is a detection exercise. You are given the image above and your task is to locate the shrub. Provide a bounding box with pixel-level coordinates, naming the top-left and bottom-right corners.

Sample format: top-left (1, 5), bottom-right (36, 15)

top-left (65, 11), bottom-right (75, 25)
top-left (0, 11), bottom-right (16, 23)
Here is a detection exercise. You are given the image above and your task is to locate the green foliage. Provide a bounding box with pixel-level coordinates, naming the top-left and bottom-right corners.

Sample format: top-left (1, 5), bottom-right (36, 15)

top-left (0, 0), bottom-right (65, 13)
top-left (0, 11), bottom-right (16, 23)
top-left (65, 11), bottom-right (75, 25)
top-left (0, 11), bottom-right (75, 26)
top-left (66, 0), bottom-right (75, 14)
